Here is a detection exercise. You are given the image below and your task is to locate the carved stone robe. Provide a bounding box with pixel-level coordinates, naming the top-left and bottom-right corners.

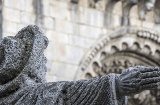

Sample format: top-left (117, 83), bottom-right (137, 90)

top-left (0, 25), bottom-right (127, 105)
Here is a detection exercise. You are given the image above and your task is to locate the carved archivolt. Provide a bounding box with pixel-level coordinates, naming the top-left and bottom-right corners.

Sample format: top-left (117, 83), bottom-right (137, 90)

top-left (71, 0), bottom-right (160, 25)
top-left (76, 27), bottom-right (160, 105)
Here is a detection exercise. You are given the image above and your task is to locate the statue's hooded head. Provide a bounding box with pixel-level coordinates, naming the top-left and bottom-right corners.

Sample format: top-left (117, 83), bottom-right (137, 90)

top-left (0, 25), bottom-right (48, 87)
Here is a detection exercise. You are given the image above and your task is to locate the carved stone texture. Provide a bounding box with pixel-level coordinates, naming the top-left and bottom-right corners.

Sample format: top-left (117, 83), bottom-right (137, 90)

top-left (155, 0), bottom-right (160, 24)
top-left (104, 0), bottom-right (120, 28)
top-left (0, 0), bottom-right (2, 40)
top-left (88, 0), bottom-right (102, 8)
top-left (122, 0), bottom-right (139, 16)
top-left (138, 0), bottom-right (155, 20)
top-left (121, 0), bottom-right (139, 26)
top-left (1, 25), bottom-right (160, 105)
top-left (87, 0), bottom-right (160, 25)
top-left (77, 28), bottom-right (160, 105)
top-left (103, 0), bottom-right (159, 27)
top-left (105, 0), bottom-right (120, 12)
top-left (0, 25), bottom-right (128, 105)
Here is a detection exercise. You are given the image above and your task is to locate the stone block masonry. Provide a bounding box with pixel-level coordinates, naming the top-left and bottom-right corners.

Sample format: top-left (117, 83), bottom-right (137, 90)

top-left (2, 0), bottom-right (101, 82)
top-left (2, 0), bottom-right (159, 82)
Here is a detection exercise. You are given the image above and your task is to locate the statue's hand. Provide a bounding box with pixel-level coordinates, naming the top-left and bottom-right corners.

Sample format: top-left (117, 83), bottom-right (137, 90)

top-left (117, 66), bottom-right (160, 96)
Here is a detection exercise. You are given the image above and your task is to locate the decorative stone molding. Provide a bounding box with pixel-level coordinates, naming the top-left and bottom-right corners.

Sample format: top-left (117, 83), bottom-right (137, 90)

top-left (138, 0), bottom-right (155, 20)
top-left (121, 0), bottom-right (138, 25)
top-left (76, 27), bottom-right (160, 105)
top-left (80, 0), bottom-right (160, 26)
top-left (122, 0), bottom-right (138, 16)
top-left (104, 0), bottom-right (120, 27)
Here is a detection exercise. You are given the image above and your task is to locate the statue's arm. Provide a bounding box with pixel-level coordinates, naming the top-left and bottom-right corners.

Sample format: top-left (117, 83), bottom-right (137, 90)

top-left (42, 66), bottom-right (160, 105)
top-left (117, 66), bottom-right (160, 96)
top-left (57, 74), bottom-right (126, 105)
top-left (56, 66), bottom-right (160, 105)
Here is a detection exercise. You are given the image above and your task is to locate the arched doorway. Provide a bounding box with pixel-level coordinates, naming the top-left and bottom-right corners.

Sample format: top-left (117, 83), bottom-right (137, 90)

top-left (76, 27), bottom-right (160, 105)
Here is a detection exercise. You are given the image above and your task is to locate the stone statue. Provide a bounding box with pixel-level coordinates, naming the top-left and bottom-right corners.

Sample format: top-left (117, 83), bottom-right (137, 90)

top-left (0, 25), bottom-right (160, 105)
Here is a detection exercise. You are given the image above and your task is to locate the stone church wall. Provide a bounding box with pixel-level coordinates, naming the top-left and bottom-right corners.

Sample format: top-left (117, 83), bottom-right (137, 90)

top-left (2, 0), bottom-right (159, 82)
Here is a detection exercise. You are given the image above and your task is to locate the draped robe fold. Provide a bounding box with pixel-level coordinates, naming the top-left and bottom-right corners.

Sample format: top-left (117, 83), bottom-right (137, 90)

top-left (0, 74), bottom-right (127, 105)
top-left (0, 25), bottom-right (127, 105)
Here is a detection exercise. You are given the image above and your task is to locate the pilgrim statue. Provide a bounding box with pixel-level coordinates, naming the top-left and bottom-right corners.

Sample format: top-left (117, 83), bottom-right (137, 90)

top-left (0, 25), bottom-right (160, 105)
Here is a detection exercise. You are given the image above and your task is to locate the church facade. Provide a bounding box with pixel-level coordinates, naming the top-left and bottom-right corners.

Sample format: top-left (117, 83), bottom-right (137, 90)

top-left (1, 0), bottom-right (160, 104)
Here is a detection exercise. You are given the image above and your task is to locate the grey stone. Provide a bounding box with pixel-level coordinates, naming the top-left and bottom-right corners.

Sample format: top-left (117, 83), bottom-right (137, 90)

top-left (0, 25), bottom-right (160, 105)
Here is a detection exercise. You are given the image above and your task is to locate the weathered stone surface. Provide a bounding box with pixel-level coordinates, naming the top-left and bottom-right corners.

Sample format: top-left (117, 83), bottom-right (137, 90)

top-left (50, 5), bottom-right (70, 21)
top-left (43, 17), bottom-right (55, 29)
top-left (0, 25), bottom-right (160, 105)
top-left (79, 7), bottom-right (103, 27)
top-left (45, 42), bottom-right (84, 65)
top-left (57, 44), bottom-right (84, 65)
top-left (24, 0), bottom-right (34, 13)
top-left (3, 32), bottom-right (11, 38)
top-left (70, 5), bottom-right (79, 23)
top-left (68, 35), bottom-right (94, 48)
top-left (46, 74), bottom-right (57, 82)
top-left (45, 42), bottom-right (57, 61)
top-left (130, 18), bottom-right (142, 27)
top-left (145, 11), bottom-right (154, 22)
top-left (79, 0), bottom-right (89, 7)
top-left (94, 0), bottom-right (106, 11)
top-left (3, 21), bottom-right (18, 34)
top-left (79, 25), bottom-right (102, 39)
top-left (113, 1), bottom-right (122, 15)
top-left (42, 0), bottom-right (50, 16)
top-left (112, 14), bottom-right (121, 28)
top-left (78, 28), bottom-right (160, 105)
top-left (51, 62), bottom-right (78, 80)
top-left (142, 21), bottom-right (154, 29)
top-left (2, 0), bottom-right (160, 104)
top-left (20, 12), bottom-right (36, 24)
top-left (130, 5), bottom-right (139, 18)
top-left (17, 24), bottom-right (28, 32)
top-left (3, 7), bottom-right (20, 23)
top-left (0, 25), bottom-right (49, 104)
top-left (46, 30), bottom-right (68, 43)
top-left (55, 20), bottom-right (75, 34)
top-left (50, 0), bottom-right (68, 8)
top-left (3, 0), bottom-right (25, 10)
top-left (0, 25), bottom-right (126, 105)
